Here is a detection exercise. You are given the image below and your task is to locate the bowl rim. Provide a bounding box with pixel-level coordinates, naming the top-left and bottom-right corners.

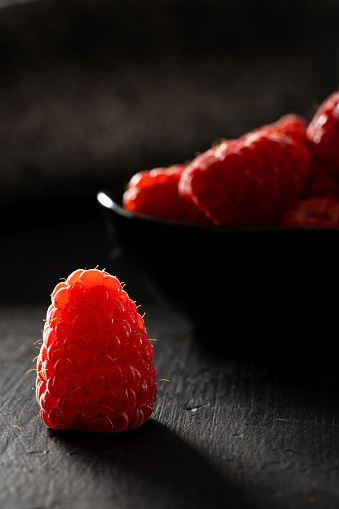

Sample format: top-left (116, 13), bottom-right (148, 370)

top-left (97, 187), bottom-right (338, 234)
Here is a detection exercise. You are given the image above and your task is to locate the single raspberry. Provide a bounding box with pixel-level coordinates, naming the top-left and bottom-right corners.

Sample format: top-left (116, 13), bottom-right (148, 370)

top-left (280, 196), bottom-right (339, 228)
top-left (255, 113), bottom-right (309, 147)
top-left (307, 91), bottom-right (339, 176)
top-left (178, 131), bottom-right (311, 227)
top-left (35, 268), bottom-right (157, 432)
top-left (123, 165), bottom-right (212, 225)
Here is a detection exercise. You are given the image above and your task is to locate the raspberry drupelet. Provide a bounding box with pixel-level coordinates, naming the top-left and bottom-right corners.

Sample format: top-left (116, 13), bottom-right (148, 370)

top-left (35, 268), bottom-right (157, 432)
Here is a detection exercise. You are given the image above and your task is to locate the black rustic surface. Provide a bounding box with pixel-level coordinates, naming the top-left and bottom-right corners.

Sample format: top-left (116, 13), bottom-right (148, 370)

top-left (1, 210), bottom-right (339, 509)
top-left (1, 0), bottom-right (339, 507)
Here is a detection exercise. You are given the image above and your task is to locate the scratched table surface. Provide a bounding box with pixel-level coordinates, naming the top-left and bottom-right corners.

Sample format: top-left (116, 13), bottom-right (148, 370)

top-left (0, 202), bottom-right (339, 509)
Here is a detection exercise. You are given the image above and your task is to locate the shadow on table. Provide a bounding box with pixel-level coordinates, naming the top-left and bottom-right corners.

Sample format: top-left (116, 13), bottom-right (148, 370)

top-left (192, 304), bottom-right (338, 376)
top-left (50, 420), bottom-right (250, 509)
top-left (193, 308), bottom-right (339, 434)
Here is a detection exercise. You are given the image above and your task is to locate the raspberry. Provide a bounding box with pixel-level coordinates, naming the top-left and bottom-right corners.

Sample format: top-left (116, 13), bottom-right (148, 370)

top-left (280, 196), bottom-right (339, 228)
top-left (123, 165), bottom-right (212, 225)
top-left (307, 91), bottom-right (339, 176)
top-left (35, 268), bottom-right (157, 432)
top-left (178, 131), bottom-right (311, 227)
top-left (255, 113), bottom-right (309, 146)
top-left (300, 162), bottom-right (339, 200)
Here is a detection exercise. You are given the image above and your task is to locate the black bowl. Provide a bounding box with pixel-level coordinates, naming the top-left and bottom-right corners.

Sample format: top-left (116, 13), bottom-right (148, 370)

top-left (98, 185), bottom-right (338, 355)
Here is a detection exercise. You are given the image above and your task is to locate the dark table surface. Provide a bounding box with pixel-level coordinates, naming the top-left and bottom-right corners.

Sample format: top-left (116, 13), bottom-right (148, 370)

top-left (1, 203), bottom-right (339, 509)
top-left (1, 0), bottom-right (339, 507)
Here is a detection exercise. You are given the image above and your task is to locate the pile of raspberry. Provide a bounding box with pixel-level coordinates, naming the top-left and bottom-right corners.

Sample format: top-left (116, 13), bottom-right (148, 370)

top-left (36, 269), bottom-right (156, 433)
top-left (123, 90), bottom-right (339, 228)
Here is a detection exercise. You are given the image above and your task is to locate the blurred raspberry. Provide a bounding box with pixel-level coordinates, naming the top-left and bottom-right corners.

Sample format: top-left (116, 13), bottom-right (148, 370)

top-left (280, 196), bottom-right (339, 228)
top-left (123, 165), bottom-right (212, 225)
top-left (307, 91), bottom-right (339, 176)
top-left (300, 162), bottom-right (339, 199)
top-left (178, 131), bottom-right (311, 227)
top-left (255, 113), bottom-right (309, 146)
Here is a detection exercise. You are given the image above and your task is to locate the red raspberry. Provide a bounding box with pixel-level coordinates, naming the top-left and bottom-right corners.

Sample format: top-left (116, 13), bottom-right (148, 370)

top-left (255, 113), bottom-right (309, 147)
top-left (35, 268), bottom-right (157, 432)
top-left (123, 165), bottom-right (212, 225)
top-left (300, 162), bottom-right (339, 199)
top-left (307, 91), bottom-right (339, 176)
top-left (262, 112), bottom-right (339, 200)
top-left (280, 196), bottom-right (339, 228)
top-left (178, 131), bottom-right (311, 227)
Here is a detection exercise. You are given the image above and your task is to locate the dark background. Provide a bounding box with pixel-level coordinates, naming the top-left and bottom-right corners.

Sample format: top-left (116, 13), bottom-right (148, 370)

top-left (1, 2), bottom-right (339, 509)
top-left (1, 0), bottom-right (339, 223)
